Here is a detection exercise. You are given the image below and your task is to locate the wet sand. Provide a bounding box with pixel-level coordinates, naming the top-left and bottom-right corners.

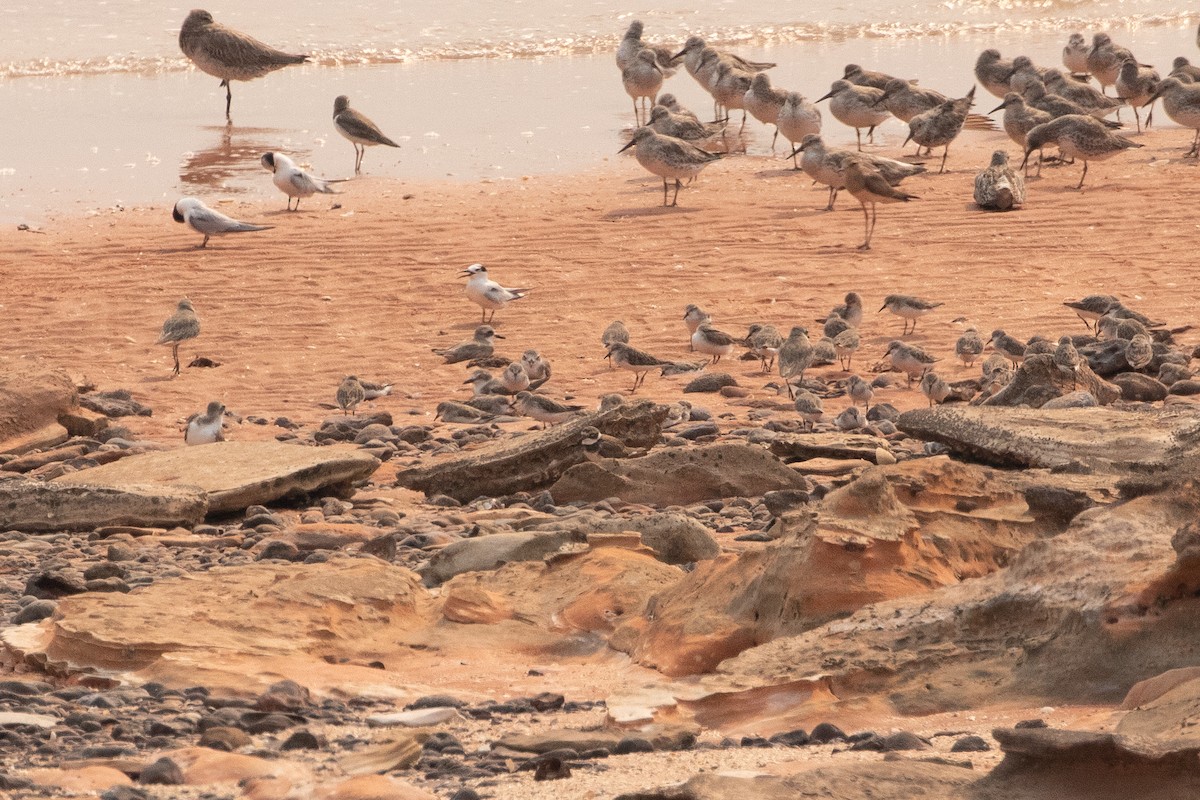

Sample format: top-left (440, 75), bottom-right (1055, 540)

top-left (2, 127), bottom-right (1196, 448)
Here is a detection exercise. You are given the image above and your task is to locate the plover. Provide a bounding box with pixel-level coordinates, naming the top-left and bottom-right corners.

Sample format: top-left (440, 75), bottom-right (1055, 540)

top-left (833, 328), bottom-right (860, 370)
top-left (623, 49), bottom-right (664, 126)
top-left (434, 325), bottom-right (503, 364)
top-left (987, 329), bottom-right (1027, 367)
top-left (178, 9), bottom-right (306, 118)
top-left (843, 63), bottom-right (901, 90)
top-left (975, 49), bottom-right (1017, 99)
top-left (463, 369), bottom-right (509, 396)
top-left (1115, 59), bottom-right (1160, 132)
top-left (580, 426), bottom-right (642, 459)
top-left (879, 294), bottom-right (943, 334)
top-left (336, 375), bottom-right (366, 415)
top-left (847, 374), bottom-right (874, 410)
top-left (500, 362), bottom-right (530, 393)
top-left (1063, 294), bottom-right (1119, 330)
top-left (795, 134), bottom-right (924, 210)
top-left (841, 160), bottom-right (918, 251)
top-left (743, 323), bottom-right (784, 372)
top-left (156, 297), bottom-right (201, 376)
top-left (903, 86), bottom-right (975, 173)
top-left (460, 263), bottom-right (528, 323)
top-left (185, 401), bottom-right (226, 445)
top-left (816, 80), bottom-right (890, 151)
top-left (1022, 114), bottom-right (1142, 189)
top-left (602, 320), bottom-right (630, 349)
top-left (512, 391), bottom-right (584, 427)
top-left (919, 371), bottom-right (951, 407)
top-left (172, 197), bottom-right (270, 248)
top-left (884, 340), bottom-right (939, 386)
top-left (333, 95), bottom-right (400, 174)
top-left (954, 322), bottom-right (985, 366)
top-left (521, 349), bottom-right (552, 389)
top-left (776, 92), bottom-right (822, 168)
top-left (604, 342), bottom-right (671, 392)
top-left (793, 390), bottom-right (824, 431)
top-left (1145, 78), bottom-right (1200, 157)
top-left (618, 127), bottom-right (721, 207)
top-left (777, 326), bottom-right (814, 398)
top-left (260, 152), bottom-right (342, 211)
top-left (615, 21), bottom-right (683, 76)
top-left (1062, 33), bottom-right (1090, 75)
top-left (974, 150), bottom-right (1025, 210)
top-left (692, 322), bottom-right (737, 364)
top-left (744, 72), bottom-right (789, 148)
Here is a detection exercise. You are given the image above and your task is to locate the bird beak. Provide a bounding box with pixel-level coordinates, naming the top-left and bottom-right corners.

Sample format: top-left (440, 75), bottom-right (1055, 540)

top-left (493, 333), bottom-right (506, 339)
top-left (671, 48), bottom-right (687, 60)
top-left (878, 304), bottom-right (887, 312)
top-left (458, 269), bottom-right (472, 275)
top-left (872, 92), bottom-right (889, 107)
top-left (815, 91), bottom-right (834, 102)
top-left (988, 102), bottom-right (1005, 114)
top-left (462, 377), bottom-right (474, 384)
top-left (901, 132), bottom-right (913, 148)
top-left (983, 342), bottom-right (994, 351)
top-left (618, 138), bottom-right (637, 154)
top-left (1144, 88), bottom-right (1163, 106)
top-left (788, 146), bottom-right (802, 159)
top-left (603, 350), bottom-right (612, 360)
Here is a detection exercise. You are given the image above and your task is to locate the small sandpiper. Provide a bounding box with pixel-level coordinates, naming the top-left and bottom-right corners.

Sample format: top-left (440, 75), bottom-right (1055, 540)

top-left (793, 390), bottom-right (824, 431)
top-left (512, 392), bottom-right (584, 428)
top-left (954, 322), bottom-right (984, 366)
top-left (1054, 336), bottom-right (1083, 388)
top-left (461, 263), bottom-right (529, 324)
top-left (683, 304), bottom-right (712, 348)
top-left (879, 294), bottom-right (943, 335)
top-left (974, 150), bottom-right (1025, 211)
top-left (501, 363), bottom-right (532, 393)
top-left (1063, 294), bottom-right (1119, 330)
top-left (1022, 114), bottom-right (1142, 189)
top-left (521, 350), bottom-right (552, 389)
top-left (436, 401), bottom-right (496, 424)
top-left (618, 127), bottom-right (722, 207)
top-left (840, 160), bottom-right (918, 250)
top-left (184, 401), bottom-right (226, 445)
top-left (434, 326), bottom-right (503, 364)
top-left (777, 326), bottom-right (814, 398)
top-left (337, 375), bottom-right (366, 415)
top-left (333, 95), bottom-right (400, 174)
top-left (987, 329), bottom-right (1027, 367)
top-left (822, 313), bottom-right (850, 339)
top-left (919, 371), bottom-right (951, 407)
top-left (835, 406), bottom-right (866, 432)
top-left (463, 369), bottom-right (509, 396)
top-left (902, 86), bottom-right (975, 173)
top-left (743, 323), bottom-right (784, 372)
top-left (692, 322), bottom-right (737, 364)
top-left (157, 297), bottom-right (201, 376)
top-left (1124, 334), bottom-right (1154, 371)
top-left (847, 374), bottom-right (874, 410)
top-left (830, 291), bottom-right (864, 328)
top-left (816, 80), bottom-right (890, 151)
top-left (602, 320), bottom-right (630, 349)
top-left (833, 328), bottom-right (860, 370)
top-left (885, 340), bottom-right (939, 386)
top-left (605, 342), bottom-right (671, 392)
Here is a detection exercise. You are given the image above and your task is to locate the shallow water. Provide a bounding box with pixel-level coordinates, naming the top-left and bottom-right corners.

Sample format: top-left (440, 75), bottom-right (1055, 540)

top-left (0, 6), bottom-right (1195, 224)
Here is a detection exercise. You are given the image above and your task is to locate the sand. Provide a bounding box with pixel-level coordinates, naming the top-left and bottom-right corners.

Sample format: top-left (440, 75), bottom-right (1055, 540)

top-left (2, 125), bottom-right (1196, 446)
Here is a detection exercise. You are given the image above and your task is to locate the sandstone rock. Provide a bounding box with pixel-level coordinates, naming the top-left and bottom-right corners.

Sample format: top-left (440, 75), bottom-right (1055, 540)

top-left (166, 746), bottom-right (311, 786)
top-left (494, 729), bottom-right (623, 753)
top-left (395, 399), bottom-right (666, 502)
top-left (1, 443), bottom-right (90, 473)
top-left (420, 530), bottom-right (585, 586)
top-left (339, 735), bottom-right (424, 775)
top-left (0, 710), bottom-right (58, 728)
top-left (1041, 391), bottom-right (1098, 409)
top-left (550, 442), bottom-right (809, 505)
top-left (0, 480), bottom-right (207, 533)
top-left (536, 511), bottom-right (719, 565)
top-left (79, 389), bottom-right (152, 419)
top-left (25, 766), bottom-right (132, 792)
top-left (0, 366), bottom-right (77, 455)
top-left (769, 433), bottom-right (890, 464)
top-left (1111, 373), bottom-right (1169, 402)
top-left (367, 707), bottom-right (460, 728)
top-left (319, 775), bottom-right (438, 800)
top-left (1169, 379), bottom-right (1200, 396)
top-left (981, 353), bottom-right (1119, 407)
top-left (55, 441), bottom-right (379, 515)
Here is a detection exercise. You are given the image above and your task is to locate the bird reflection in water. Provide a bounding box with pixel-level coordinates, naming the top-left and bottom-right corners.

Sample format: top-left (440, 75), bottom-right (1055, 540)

top-left (179, 122), bottom-right (311, 191)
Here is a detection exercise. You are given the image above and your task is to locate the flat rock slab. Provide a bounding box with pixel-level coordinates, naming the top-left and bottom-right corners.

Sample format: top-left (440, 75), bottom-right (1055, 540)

top-left (0, 711), bottom-right (58, 728)
top-left (770, 433), bottom-right (891, 464)
top-left (54, 442), bottom-right (380, 515)
top-left (493, 729), bottom-right (624, 753)
top-left (0, 479), bottom-right (207, 533)
top-left (898, 406), bottom-right (1200, 472)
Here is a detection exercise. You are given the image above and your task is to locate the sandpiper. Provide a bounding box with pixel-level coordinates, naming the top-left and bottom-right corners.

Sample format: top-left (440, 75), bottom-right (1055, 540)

top-left (647, 106), bottom-right (726, 142)
top-left (1125, 334), bottom-right (1154, 371)
top-left (974, 150), bottom-right (1025, 210)
top-left (521, 350), bottom-right (552, 389)
top-left (623, 49), bottom-right (664, 126)
top-left (1053, 336), bottom-right (1083, 388)
top-left (512, 392), bottom-right (584, 427)
top-left (847, 374), bottom-right (874, 409)
top-left (1008, 56), bottom-right (1048, 95)
top-left (260, 152), bottom-right (342, 211)
top-left (434, 325), bottom-right (503, 364)
top-left (1086, 33), bottom-right (1138, 96)
top-left (675, 36), bottom-right (775, 81)
top-left (833, 328), bottom-right (860, 370)
top-left (178, 10), bottom-right (307, 118)
top-left (990, 93), bottom-right (1052, 174)
top-left (707, 61), bottom-right (754, 128)
top-left (879, 294), bottom-right (942, 335)
top-left (1170, 57), bottom-right (1200, 83)
top-left (602, 320), bottom-right (630, 349)
top-left (835, 406), bottom-right (866, 432)
top-left (919, 371), bottom-right (951, 407)
top-left (903, 86), bottom-right (975, 173)
top-left (793, 390), bottom-right (824, 431)
top-left (337, 375), bottom-right (366, 415)
top-left (1062, 34), bottom-right (1091, 76)
top-left (618, 127), bottom-right (721, 207)
top-left (692, 322), bottom-right (737, 364)
top-left (504, 364), bottom-right (534, 394)
top-left (435, 401), bottom-right (495, 424)
top-left (332, 95), bottom-right (400, 174)
top-left (954, 323), bottom-right (984, 367)
top-left (1021, 79), bottom-right (1122, 127)
top-left (657, 93), bottom-right (700, 122)
top-left (172, 197), bottom-right (271, 248)
top-left (463, 368), bottom-right (509, 396)
top-left (876, 78), bottom-right (948, 125)
top-left (776, 93), bottom-right (822, 167)
top-left (1115, 59), bottom-right (1160, 132)
top-left (466, 395), bottom-right (513, 416)
top-left (885, 340), bottom-right (939, 386)
top-left (1043, 69), bottom-right (1124, 118)
top-left (1022, 114), bottom-right (1142, 189)
top-left (1144, 77), bottom-right (1200, 157)
top-left (830, 292), bottom-right (864, 328)
top-left (976, 49), bottom-right (1017, 98)
top-left (615, 21), bottom-right (683, 76)
top-left (841, 160), bottom-right (918, 251)
top-left (816, 80), bottom-right (890, 151)
top-left (795, 135), bottom-right (924, 210)
top-left (987, 329), bottom-right (1027, 367)
top-left (156, 297), bottom-right (200, 376)
top-left (822, 313), bottom-right (850, 339)
top-left (743, 323), bottom-right (783, 372)
top-left (604, 342), bottom-right (671, 392)
top-left (843, 63), bottom-right (901, 90)
top-left (1063, 294), bottom-right (1119, 330)
top-left (777, 326), bottom-right (814, 398)
top-left (460, 263), bottom-right (528, 324)
top-left (683, 304), bottom-right (712, 345)
top-left (744, 73), bottom-right (789, 148)
top-left (361, 380), bottom-right (393, 401)
top-left (185, 401), bottom-right (226, 445)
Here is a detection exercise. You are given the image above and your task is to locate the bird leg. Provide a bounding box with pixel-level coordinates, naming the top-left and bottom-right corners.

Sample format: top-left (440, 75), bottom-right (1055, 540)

top-left (171, 343), bottom-right (181, 376)
top-left (661, 178), bottom-right (669, 206)
top-left (826, 186), bottom-right (837, 211)
top-left (221, 80), bottom-right (232, 118)
top-left (670, 178), bottom-right (682, 206)
top-left (1147, 102), bottom-right (1154, 129)
top-left (939, 145), bottom-right (949, 174)
top-left (200, 234), bottom-right (210, 249)
top-left (855, 128), bottom-right (863, 152)
top-left (867, 125), bottom-right (876, 144)
top-left (857, 201), bottom-right (870, 250)
top-left (1187, 129), bottom-right (1200, 158)
top-left (1076, 160), bottom-right (1089, 190)
top-left (1132, 106), bottom-right (1141, 133)
top-left (771, 126), bottom-right (779, 152)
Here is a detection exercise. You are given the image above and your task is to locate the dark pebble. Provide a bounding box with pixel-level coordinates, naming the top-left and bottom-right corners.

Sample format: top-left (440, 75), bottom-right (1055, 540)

top-left (24, 570), bottom-right (87, 599)
top-left (450, 790), bottom-right (481, 800)
top-left (138, 757), bottom-right (184, 785)
top-left (530, 692), bottom-right (565, 712)
top-left (740, 735), bottom-right (771, 748)
top-left (613, 737), bottom-right (655, 755)
top-left (1015, 718), bottom-right (1047, 729)
top-left (101, 788), bottom-right (149, 800)
top-left (769, 729), bottom-right (810, 747)
top-left (407, 694), bottom-right (467, 710)
top-left (808, 722), bottom-right (847, 743)
top-left (13, 599), bottom-right (57, 624)
top-left (950, 735), bottom-right (991, 752)
top-left (533, 756), bottom-right (571, 781)
top-left (83, 563), bottom-right (127, 581)
top-left (281, 729), bottom-right (325, 751)
top-left (256, 541), bottom-right (300, 562)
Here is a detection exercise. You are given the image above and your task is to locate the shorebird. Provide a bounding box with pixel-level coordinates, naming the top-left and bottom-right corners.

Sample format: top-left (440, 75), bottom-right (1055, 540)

top-left (521, 350), bottom-right (552, 389)
top-left (465, 395), bottom-right (513, 416)
top-left (156, 298), bottom-right (201, 376)
top-left (954, 323), bottom-right (984, 366)
top-left (823, 313), bottom-right (850, 339)
top-left (1115, 59), bottom-right (1160, 132)
top-left (816, 80), bottom-right (890, 151)
top-left (919, 371), bottom-right (951, 407)
top-left (463, 369), bottom-right (508, 396)
top-left (834, 406), bottom-right (865, 432)
top-left (657, 93), bottom-right (701, 122)
top-left (974, 150), bottom-right (1025, 210)
top-left (840, 160), bottom-right (918, 250)
top-left (793, 390), bottom-right (824, 431)
top-left (1021, 79), bottom-right (1121, 127)
top-left (879, 294), bottom-right (943, 334)
top-left (1064, 294), bottom-right (1119, 330)
top-left (336, 375), bottom-right (366, 415)
top-left (604, 342), bottom-right (671, 392)
top-left (976, 49), bottom-right (1017, 99)
top-left (987, 329), bottom-right (1027, 367)
top-left (1086, 33), bottom-right (1139, 96)
top-left (1062, 33), bottom-right (1091, 76)
top-left (647, 105), bottom-right (726, 141)
top-left (1125, 334), bottom-right (1154, 371)
top-left (615, 21), bottom-right (683, 76)
top-left (260, 152), bottom-right (342, 211)
top-left (618, 127), bottom-right (721, 207)
top-left (1145, 78), bottom-right (1200, 157)
top-left (903, 86), bottom-right (975, 173)
top-left (795, 135), bottom-right (924, 211)
top-left (708, 61), bottom-right (754, 129)
top-left (683, 304), bottom-right (712, 345)
top-left (833, 328), bottom-right (860, 370)
top-left (843, 63), bottom-right (901, 90)
top-left (1022, 115), bottom-right (1142, 189)
top-left (847, 374), bottom-right (874, 410)
top-left (777, 326), bottom-right (814, 399)
top-left (990, 93), bottom-right (1052, 173)
top-left (692, 322), bottom-right (737, 364)
top-left (812, 337), bottom-right (837, 367)
top-left (776, 93), bottom-right (822, 167)
top-left (460, 263), bottom-right (528, 323)
top-left (1170, 57), bottom-right (1200, 83)
top-left (830, 292), bottom-right (864, 328)
top-left (601, 320), bottom-right (630, 349)
top-left (435, 400), bottom-right (496, 424)
top-left (512, 392), bottom-right (584, 428)
top-left (884, 340), bottom-right (939, 386)
top-left (361, 380), bottom-right (392, 401)
top-left (184, 401), bottom-right (226, 445)
top-left (623, 49), bottom-right (664, 126)
top-left (172, 197), bottom-right (270, 248)
top-left (876, 78), bottom-right (948, 125)
top-left (178, 9), bottom-right (307, 118)
top-left (332, 95), bottom-right (400, 174)
top-left (580, 426), bottom-right (642, 459)
top-left (675, 36), bottom-right (775, 81)
top-left (744, 73), bottom-right (790, 148)
top-left (1008, 56), bottom-right (1049, 94)
top-left (434, 325), bottom-right (503, 364)
top-left (743, 323), bottom-right (783, 372)
top-left (1043, 69), bottom-right (1124, 119)
top-left (1054, 336), bottom-right (1083, 388)
top-left (1115, 317), bottom-right (1150, 341)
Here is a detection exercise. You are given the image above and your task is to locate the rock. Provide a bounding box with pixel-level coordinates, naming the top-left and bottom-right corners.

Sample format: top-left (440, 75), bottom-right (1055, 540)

top-left (809, 722), bottom-right (846, 743)
top-left (762, 490), bottom-right (812, 516)
top-left (543, 511), bottom-right (719, 565)
top-left (533, 756), bottom-right (571, 781)
top-left (550, 442), bottom-right (809, 505)
top-left (420, 530), bottom-right (585, 586)
top-left (981, 354), bottom-right (1119, 407)
top-left (1169, 379), bottom-right (1200, 396)
top-left (769, 433), bottom-right (890, 464)
top-left (1022, 485), bottom-right (1094, 529)
top-left (281, 729), bottom-right (325, 751)
top-left (26, 766), bottom-right (132, 793)
top-left (0, 479), bottom-right (207, 533)
top-left (878, 731), bottom-right (929, 751)
top-left (320, 775), bottom-right (438, 800)
top-left (951, 735), bottom-right (991, 752)
top-left (368, 707), bottom-right (461, 728)
top-left (0, 711), bottom-right (58, 728)
top-left (677, 422), bottom-right (720, 440)
top-left (79, 389), bottom-right (153, 419)
top-left (1, 443), bottom-right (90, 473)
top-left (494, 729), bottom-right (623, 753)
top-left (897, 406), bottom-right (1197, 473)
top-left (395, 400), bottom-right (667, 502)
top-left (25, 570), bottom-right (87, 598)
top-left (0, 366), bottom-right (77, 455)
top-left (55, 441), bottom-right (380, 515)
top-left (138, 757), bottom-right (184, 785)
top-left (1041, 391), bottom-right (1098, 409)
top-left (198, 727), bottom-right (252, 751)
top-left (768, 729), bottom-right (810, 747)
top-left (1111, 373), bottom-right (1169, 402)
top-left (13, 599), bottom-right (57, 624)
top-left (339, 735), bottom-right (424, 775)
top-left (614, 736), bottom-right (656, 754)
top-left (683, 373), bottom-right (737, 393)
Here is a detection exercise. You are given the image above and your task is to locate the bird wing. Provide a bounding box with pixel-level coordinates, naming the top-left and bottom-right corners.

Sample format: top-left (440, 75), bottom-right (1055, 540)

top-left (288, 169), bottom-right (335, 195)
top-left (187, 204), bottom-right (270, 234)
top-left (336, 110), bottom-right (399, 146)
top-left (198, 21), bottom-right (307, 70)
